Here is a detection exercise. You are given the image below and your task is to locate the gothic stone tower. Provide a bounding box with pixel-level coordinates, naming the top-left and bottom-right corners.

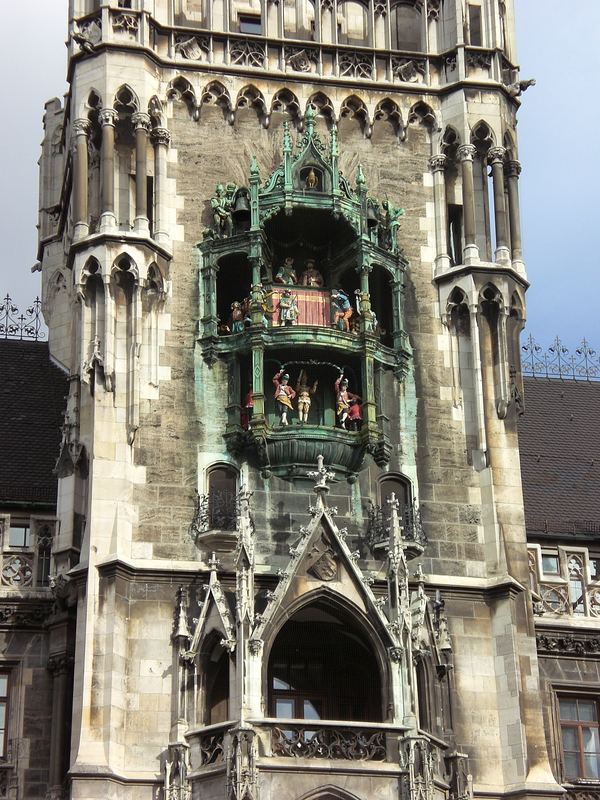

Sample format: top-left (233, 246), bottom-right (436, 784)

top-left (37, 2), bottom-right (561, 800)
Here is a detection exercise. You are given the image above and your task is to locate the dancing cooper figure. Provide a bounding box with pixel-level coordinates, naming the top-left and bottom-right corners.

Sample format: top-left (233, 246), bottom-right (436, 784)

top-left (273, 369), bottom-right (296, 426)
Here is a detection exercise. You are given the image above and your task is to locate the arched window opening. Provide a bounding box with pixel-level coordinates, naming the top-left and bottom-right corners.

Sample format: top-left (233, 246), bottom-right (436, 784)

top-left (206, 645), bottom-right (230, 725)
top-left (216, 253), bottom-right (252, 336)
top-left (467, 3), bottom-right (483, 46)
top-left (269, 601), bottom-right (382, 722)
top-left (379, 474), bottom-right (411, 516)
top-left (337, 1), bottom-right (368, 45)
top-left (369, 266), bottom-right (394, 347)
top-left (284, 0), bottom-right (315, 39)
top-left (390, 2), bottom-right (423, 51)
top-left (207, 465), bottom-right (237, 531)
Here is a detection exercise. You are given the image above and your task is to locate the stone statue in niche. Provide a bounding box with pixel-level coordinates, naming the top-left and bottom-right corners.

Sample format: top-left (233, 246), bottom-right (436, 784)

top-left (273, 370), bottom-right (296, 426)
top-left (210, 183), bottom-right (236, 237)
top-left (335, 371), bottom-right (361, 428)
top-left (295, 370), bottom-right (319, 424)
top-left (274, 256), bottom-right (298, 285)
top-left (331, 290), bottom-right (353, 331)
top-left (305, 168), bottom-right (318, 189)
top-left (279, 289), bottom-right (299, 326)
top-left (379, 200), bottom-right (404, 252)
top-left (300, 259), bottom-right (324, 287)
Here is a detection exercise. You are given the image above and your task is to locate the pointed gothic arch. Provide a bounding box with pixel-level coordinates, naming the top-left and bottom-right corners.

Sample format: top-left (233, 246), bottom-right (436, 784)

top-left (306, 92), bottom-right (335, 126)
top-left (266, 593), bottom-right (385, 722)
top-left (262, 577), bottom-right (392, 722)
top-left (113, 84), bottom-right (140, 114)
top-left (339, 95), bottom-right (371, 137)
top-left (374, 98), bottom-right (404, 139)
top-left (167, 76), bottom-right (199, 119)
top-left (296, 785), bottom-right (364, 800)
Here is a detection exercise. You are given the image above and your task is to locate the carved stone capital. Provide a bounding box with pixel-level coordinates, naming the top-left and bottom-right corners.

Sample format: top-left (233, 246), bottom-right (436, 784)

top-left (457, 144), bottom-right (476, 163)
top-left (429, 154), bottom-right (448, 172)
top-left (505, 159), bottom-right (522, 178)
top-left (132, 112), bottom-right (151, 132)
top-left (487, 146), bottom-right (506, 166)
top-left (388, 645), bottom-right (404, 662)
top-left (72, 118), bottom-right (91, 138)
top-left (47, 653), bottom-right (75, 675)
top-left (151, 127), bottom-right (171, 147)
top-left (99, 107), bottom-right (118, 127)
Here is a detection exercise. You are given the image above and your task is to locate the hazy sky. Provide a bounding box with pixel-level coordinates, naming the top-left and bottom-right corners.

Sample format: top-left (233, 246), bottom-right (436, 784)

top-left (1, 1), bottom-right (598, 352)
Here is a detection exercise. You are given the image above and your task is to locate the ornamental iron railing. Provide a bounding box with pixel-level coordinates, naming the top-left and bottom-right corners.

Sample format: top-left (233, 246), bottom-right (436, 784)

top-left (189, 489), bottom-right (238, 540)
top-left (522, 335), bottom-right (600, 381)
top-left (366, 501), bottom-right (427, 550)
top-left (271, 724), bottom-right (387, 761)
top-left (0, 295), bottom-right (45, 341)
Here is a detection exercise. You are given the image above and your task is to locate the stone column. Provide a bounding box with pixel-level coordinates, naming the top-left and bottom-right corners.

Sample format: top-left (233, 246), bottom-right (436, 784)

top-left (151, 127), bottom-right (171, 245)
top-left (430, 154), bottom-right (451, 275)
top-left (506, 159), bottom-right (524, 273)
top-left (132, 112), bottom-right (151, 235)
top-left (457, 144), bottom-right (479, 264)
top-left (468, 301), bottom-right (488, 471)
top-left (99, 108), bottom-right (118, 232)
top-left (488, 146), bottom-right (510, 264)
top-left (47, 653), bottom-right (73, 798)
top-left (357, 264), bottom-right (373, 331)
top-left (72, 119), bottom-right (90, 241)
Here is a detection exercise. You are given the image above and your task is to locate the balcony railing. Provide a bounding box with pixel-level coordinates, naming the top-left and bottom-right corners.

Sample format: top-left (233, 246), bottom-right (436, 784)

top-left (366, 501), bottom-right (427, 554)
top-left (271, 723), bottom-right (387, 761)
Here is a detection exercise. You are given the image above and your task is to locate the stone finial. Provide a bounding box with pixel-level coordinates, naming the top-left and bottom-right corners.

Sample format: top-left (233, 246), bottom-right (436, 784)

top-left (356, 162), bottom-right (366, 189)
top-left (283, 121), bottom-right (292, 153)
top-left (208, 552), bottom-right (221, 573)
top-left (173, 586), bottom-right (191, 640)
top-left (307, 454), bottom-right (335, 502)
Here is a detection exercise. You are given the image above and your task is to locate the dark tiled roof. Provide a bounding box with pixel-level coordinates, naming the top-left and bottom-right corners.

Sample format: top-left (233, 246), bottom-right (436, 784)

top-left (0, 340), bottom-right (67, 507)
top-left (518, 377), bottom-right (600, 538)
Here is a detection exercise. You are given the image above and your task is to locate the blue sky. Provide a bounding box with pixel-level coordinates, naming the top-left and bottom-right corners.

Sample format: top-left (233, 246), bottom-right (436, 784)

top-left (1, 0), bottom-right (598, 354)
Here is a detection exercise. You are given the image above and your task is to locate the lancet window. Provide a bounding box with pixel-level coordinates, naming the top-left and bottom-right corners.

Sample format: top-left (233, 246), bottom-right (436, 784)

top-left (390, 2), bottom-right (423, 51)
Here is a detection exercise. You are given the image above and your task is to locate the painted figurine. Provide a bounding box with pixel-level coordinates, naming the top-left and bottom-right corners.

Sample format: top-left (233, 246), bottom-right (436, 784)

top-left (273, 370), bottom-right (296, 426)
top-left (346, 398), bottom-right (363, 431)
top-left (296, 370), bottom-right (319, 424)
top-left (210, 183), bottom-right (235, 237)
top-left (241, 389), bottom-right (254, 429)
top-left (305, 168), bottom-right (318, 189)
top-left (335, 372), bottom-right (361, 428)
top-left (279, 289), bottom-right (300, 326)
top-left (229, 301), bottom-right (248, 334)
top-left (300, 259), bottom-right (324, 287)
top-left (274, 256), bottom-right (298, 285)
top-left (331, 290), bottom-right (353, 332)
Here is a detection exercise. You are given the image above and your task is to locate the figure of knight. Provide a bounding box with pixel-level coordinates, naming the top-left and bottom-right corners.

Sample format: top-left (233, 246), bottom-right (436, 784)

top-left (211, 183), bottom-right (235, 237)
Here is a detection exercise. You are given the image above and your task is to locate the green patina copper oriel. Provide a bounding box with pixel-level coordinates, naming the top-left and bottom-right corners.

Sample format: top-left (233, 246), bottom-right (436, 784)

top-left (197, 107), bottom-right (410, 480)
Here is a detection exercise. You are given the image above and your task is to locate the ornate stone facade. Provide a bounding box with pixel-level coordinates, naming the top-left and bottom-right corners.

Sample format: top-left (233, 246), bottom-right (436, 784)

top-left (24, 1), bottom-right (587, 800)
